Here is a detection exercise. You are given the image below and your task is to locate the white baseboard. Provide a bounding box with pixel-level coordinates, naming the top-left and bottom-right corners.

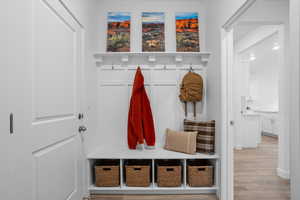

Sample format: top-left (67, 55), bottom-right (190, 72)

top-left (277, 168), bottom-right (290, 179)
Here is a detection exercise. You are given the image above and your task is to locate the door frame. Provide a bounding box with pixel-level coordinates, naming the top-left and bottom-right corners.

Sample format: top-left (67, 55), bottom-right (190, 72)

top-left (289, 0), bottom-right (300, 199)
top-left (220, 0), bottom-right (300, 200)
top-left (220, 28), bottom-right (234, 200)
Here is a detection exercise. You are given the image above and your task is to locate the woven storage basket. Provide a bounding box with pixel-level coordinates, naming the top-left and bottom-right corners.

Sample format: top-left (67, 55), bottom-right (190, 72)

top-left (125, 160), bottom-right (151, 187)
top-left (187, 160), bottom-right (214, 187)
top-left (95, 165), bottom-right (120, 187)
top-left (157, 160), bottom-right (182, 187)
top-left (125, 165), bottom-right (151, 187)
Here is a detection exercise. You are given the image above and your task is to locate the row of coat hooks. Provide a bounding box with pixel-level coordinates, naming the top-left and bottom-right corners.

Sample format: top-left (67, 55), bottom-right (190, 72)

top-left (108, 63), bottom-right (195, 70)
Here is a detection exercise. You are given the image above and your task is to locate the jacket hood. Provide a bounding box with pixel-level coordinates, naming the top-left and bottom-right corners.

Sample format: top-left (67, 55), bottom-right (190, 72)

top-left (132, 67), bottom-right (144, 93)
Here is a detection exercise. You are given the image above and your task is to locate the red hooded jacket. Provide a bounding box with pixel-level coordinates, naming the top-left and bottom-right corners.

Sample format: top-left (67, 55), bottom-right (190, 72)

top-left (127, 67), bottom-right (156, 149)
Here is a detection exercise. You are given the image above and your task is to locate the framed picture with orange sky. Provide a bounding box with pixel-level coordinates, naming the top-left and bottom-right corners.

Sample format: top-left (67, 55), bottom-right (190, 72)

top-left (176, 12), bottom-right (200, 52)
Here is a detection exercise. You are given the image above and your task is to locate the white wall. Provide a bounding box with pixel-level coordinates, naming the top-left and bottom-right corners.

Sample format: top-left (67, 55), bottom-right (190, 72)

top-left (205, 0), bottom-right (248, 156)
top-left (85, 0), bottom-right (210, 152)
top-left (89, 0), bottom-right (208, 52)
top-left (238, 32), bottom-right (280, 111)
top-left (233, 30), bottom-right (281, 148)
top-left (248, 51), bottom-right (279, 111)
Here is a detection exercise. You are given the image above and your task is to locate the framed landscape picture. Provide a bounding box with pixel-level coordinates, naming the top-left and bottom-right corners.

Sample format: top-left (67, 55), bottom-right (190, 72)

top-left (107, 12), bottom-right (130, 52)
top-left (142, 12), bottom-right (165, 52)
top-left (176, 12), bottom-right (200, 52)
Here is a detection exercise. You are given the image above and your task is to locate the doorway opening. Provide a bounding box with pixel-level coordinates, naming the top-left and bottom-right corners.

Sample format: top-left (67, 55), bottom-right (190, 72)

top-left (221, 0), bottom-right (291, 199)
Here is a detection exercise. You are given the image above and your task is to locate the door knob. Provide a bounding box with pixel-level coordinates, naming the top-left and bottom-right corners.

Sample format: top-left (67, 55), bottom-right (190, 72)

top-left (79, 126), bottom-right (87, 133)
top-left (78, 113), bottom-right (84, 120)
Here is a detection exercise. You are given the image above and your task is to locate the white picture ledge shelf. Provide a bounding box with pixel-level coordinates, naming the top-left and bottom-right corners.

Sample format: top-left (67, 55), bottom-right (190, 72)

top-left (93, 52), bottom-right (211, 67)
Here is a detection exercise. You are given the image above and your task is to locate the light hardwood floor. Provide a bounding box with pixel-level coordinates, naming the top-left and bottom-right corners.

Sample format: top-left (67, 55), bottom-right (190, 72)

top-left (234, 136), bottom-right (290, 200)
top-left (90, 136), bottom-right (290, 200)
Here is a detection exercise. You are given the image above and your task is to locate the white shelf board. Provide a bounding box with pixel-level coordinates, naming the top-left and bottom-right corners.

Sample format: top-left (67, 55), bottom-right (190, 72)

top-left (89, 184), bottom-right (217, 194)
top-left (87, 146), bottom-right (218, 160)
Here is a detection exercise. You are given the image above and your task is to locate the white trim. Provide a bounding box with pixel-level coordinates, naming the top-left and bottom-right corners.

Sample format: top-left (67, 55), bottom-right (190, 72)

top-left (220, 28), bottom-right (234, 200)
top-left (289, 0), bottom-right (300, 199)
top-left (222, 0), bottom-right (257, 30)
top-left (277, 168), bottom-right (290, 180)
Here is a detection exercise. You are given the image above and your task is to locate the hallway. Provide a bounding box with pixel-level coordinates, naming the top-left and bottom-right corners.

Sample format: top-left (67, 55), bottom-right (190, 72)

top-left (234, 136), bottom-right (290, 200)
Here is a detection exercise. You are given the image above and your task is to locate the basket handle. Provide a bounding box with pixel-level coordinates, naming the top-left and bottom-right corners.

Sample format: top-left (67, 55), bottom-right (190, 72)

top-left (134, 168), bottom-right (142, 171)
top-left (197, 168), bottom-right (206, 171)
top-left (103, 168), bottom-right (112, 171)
top-left (166, 168), bottom-right (174, 171)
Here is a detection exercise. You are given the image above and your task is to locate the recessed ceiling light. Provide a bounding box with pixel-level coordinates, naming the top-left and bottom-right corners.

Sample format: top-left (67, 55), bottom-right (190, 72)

top-left (249, 53), bottom-right (256, 61)
top-left (272, 42), bottom-right (280, 50)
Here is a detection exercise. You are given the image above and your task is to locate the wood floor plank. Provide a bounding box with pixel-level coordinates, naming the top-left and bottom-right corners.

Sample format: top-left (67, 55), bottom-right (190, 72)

top-left (234, 136), bottom-right (290, 200)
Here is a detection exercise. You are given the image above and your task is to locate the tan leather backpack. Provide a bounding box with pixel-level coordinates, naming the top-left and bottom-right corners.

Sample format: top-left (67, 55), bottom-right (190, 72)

top-left (179, 71), bottom-right (204, 118)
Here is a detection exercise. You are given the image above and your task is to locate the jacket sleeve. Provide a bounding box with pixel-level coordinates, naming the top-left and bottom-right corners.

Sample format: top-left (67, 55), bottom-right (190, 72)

top-left (141, 89), bottom-right (156, 146)
top-left (127, 104), bottom-right (137, 149)
top-left (128, 91), bottom-right (144, 149)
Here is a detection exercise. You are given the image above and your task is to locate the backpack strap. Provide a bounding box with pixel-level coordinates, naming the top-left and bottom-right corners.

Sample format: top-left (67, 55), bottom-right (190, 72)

top-left (193, 102), bottom-right (196, 120)
top-left (184, 101), bottom-right (187, 118)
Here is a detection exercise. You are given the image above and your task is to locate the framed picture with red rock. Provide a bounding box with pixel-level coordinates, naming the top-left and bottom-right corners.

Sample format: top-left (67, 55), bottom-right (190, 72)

top-left (107, 12), bottom-right (131, 52)
top-left (176, 12), bottom-right (200, 52)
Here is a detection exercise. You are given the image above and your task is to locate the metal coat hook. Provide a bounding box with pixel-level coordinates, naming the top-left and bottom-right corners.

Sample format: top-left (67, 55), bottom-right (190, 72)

top-left (189, 63), bottom-right (193, 72)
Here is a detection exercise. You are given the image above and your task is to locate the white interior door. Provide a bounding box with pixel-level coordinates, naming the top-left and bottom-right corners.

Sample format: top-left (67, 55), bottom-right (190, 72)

top-left (0, 1), bottom-right (33, 199)
top-left (31, 0), bottom-right (85, 200)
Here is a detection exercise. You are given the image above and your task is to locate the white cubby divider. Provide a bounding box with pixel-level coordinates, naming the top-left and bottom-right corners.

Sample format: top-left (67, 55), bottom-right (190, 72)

top-left (152, 159), bottom-right (155, 189)
top-left (120, 159), bottom-right (124, 187)
top-left (183, 159), bottom-right (187, 188)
